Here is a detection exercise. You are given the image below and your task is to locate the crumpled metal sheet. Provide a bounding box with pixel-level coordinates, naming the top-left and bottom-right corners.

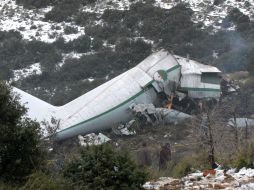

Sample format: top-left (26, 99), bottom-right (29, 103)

top-left (131, 104), bottom-right (191, 125)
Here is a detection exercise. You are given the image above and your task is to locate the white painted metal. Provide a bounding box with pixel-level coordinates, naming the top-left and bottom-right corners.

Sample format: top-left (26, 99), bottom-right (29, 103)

top-left (175, 55), bottom-right (221, 98)
top-left (13, 50), bottom-right (222, 140)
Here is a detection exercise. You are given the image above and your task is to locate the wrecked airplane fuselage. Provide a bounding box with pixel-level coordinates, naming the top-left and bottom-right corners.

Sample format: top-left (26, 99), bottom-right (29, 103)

top-left (13, 50), bottom-right (221, 140)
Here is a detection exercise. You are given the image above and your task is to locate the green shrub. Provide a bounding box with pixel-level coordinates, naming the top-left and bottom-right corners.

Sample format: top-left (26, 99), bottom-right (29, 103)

top-left (40, 51), bottom-right (62, 73)
top-left (91, 37), bottom-right (103, 51)
top-left (102, 9), bottom-right (126, 23)
top-left (0, 181), bottom-right (17, 190)
top-left (232, 144), bottom-right (254, 169)
top-left (16, 0), bottom-right (53, 8)
top-left (68, 35), bottom-right (91, 53)
top-left (74, 12), bottom-right (98, 26)
top-left (0, 82), bottom-right (44, 182)
top-left (213, 0), bottom-right (224, 5)
top-left (226, 8), bottom-right (251, 33)
top-left (44, 0), bottom-right (97, 23)
top-left (64, 26), bottom-right (78, 35)
top-left (170, 152), bottom-right (210, 178)
top-left (44, 0), bottom-right (81, 22)
top-left (20, 172), bottom-right (72, 190)
top-left (64, 144), bottom-right (148, 190)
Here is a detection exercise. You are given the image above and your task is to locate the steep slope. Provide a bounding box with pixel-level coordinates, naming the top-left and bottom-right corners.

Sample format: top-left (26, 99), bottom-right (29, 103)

top-left (1, 0), bottom-right (254, 42)
top-left (0, 0), bottom-right (254, 104)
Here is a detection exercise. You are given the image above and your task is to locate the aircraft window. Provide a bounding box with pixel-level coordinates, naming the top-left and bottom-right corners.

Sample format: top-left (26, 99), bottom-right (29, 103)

top-left (201, 73), bottom-right (220, 84)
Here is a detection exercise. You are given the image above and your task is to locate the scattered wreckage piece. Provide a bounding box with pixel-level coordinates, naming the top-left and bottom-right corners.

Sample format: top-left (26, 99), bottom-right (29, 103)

top-left (131, 104), bottom-right (191, 125)
top-left (13, 50), bottom-right (222, 141)
top-left (112, 120), bottom-right (136, 136)
top-left (228, 117), bottom-right (254, 128)
top-left (78, 133), bottom-right (111, 146)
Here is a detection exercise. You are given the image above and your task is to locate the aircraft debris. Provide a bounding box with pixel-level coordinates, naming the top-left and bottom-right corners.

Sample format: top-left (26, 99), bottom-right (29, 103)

top-left (228, 117), bottom-right (254, 128)
top-left (12, 50), bottom-right (222, 141)
top-left (112, 120), bottom-right (136, 136)
top-left (78, 133), bottom-right (111, 146)
top-left (131, 104), bottom-right (191, 125)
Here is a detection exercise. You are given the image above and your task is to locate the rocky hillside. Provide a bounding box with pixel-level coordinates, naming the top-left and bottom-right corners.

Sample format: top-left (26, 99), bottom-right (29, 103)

top-left (0, 0), bottom-right (254, 105)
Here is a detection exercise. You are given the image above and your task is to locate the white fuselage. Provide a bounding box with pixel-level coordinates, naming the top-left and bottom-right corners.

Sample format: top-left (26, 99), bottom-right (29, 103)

top-left (13, 50), bottom-right (221, 140)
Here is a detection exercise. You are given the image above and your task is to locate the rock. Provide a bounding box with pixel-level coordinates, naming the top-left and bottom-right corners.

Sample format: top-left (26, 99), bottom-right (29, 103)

top-left (223, 173), bottom-right (234, 183)
top-left (144, 168), bottom-right (254, 190)
top-left (159, 179), bottom-right (181, 190)
top-left (213, 183), bottom-right (226, 189)
top-left (203, 169), bottom-right (216, 177)
top-left (208, 183), bottom-right (213, 188)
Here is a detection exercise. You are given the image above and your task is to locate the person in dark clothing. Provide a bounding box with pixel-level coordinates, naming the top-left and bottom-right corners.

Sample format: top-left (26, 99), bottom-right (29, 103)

top-left (208, 154), bottom-right (219, 169)
top-left (159, 143), bottom-right (172, 170)
top-left (138, 142), bottom-right (152, 167)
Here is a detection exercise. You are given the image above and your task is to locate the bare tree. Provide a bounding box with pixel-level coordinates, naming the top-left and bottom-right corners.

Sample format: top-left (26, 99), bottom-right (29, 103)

top-left (191, 100), bottom-right (238, 168)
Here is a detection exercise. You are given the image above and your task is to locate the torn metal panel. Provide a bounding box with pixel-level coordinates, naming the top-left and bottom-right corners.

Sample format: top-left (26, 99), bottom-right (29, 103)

top-left (113, 120), bottom-right (136, 136)
top-left (175, 55), bottom-right (221, 99)
top-left (131, 104), bottom-right (191, 125)
top-left (175, 55), bottom-right (220, 74)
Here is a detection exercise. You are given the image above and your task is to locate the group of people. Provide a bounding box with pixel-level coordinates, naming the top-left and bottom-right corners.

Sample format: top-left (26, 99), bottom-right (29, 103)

top-left (138, 142), bottom-right (172, 170)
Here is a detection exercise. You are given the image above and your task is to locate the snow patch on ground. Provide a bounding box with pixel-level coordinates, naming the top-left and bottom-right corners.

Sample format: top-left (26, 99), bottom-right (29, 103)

top-left (82, 0), bottom-right (139, 14)
top-left (0, 0), bottom-right (85, 42)
top-left (1, 0), bottom-right (254, 43)
top-left (155, 0), bottom-right (254, 30)
top-left (58, 51), bottom-right (95, 67)
top-left (237, 183), bottom-right (254, 190)
top-left (144, 167), bottom-right (254, 190)
top-left (63, 52), bottom-right (85, 60)
top-left (12, 62), bottom-right (41, 81)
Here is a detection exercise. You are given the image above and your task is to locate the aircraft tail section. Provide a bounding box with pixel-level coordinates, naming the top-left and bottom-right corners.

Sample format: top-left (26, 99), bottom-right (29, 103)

top-left (12, 87), bottom-right (57, 123)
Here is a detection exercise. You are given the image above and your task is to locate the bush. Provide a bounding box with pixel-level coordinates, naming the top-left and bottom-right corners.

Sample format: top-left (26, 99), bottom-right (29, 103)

top-left (68, 35), bottom-right (91, 53)
top-left (170, 152), bottom-right (210, 178)
top-left (74, 12), bottom-right (98, 26)
top-left (226, 8), bottom-right (251, 33)
top-left (64, 144), bottom-right (147, 190)
top-left (232, 143), bottom-right (254, 169)
top-left (0, 82), bottom-right (44, 182)
top-left (64, 26), bottom-right (78, 35)
top-left (40, 51), bottom-right (62, 73)
top-left (16, 0), bottom-right (53, 8)
top-left (213, 0), bottom-right (224, 5)
top-left (102, 9), bottom-right (126, 23)
top-left (0, 181), bottom-right (17, 190)
top-left (20, 172), bottom-right (72, 190)
top-left (91, 37), bottom-right (103, 51)
top-left (44, 0), bottom-right (81, 22)
top-left (44, 0), bottom-right (97, 23)
top-left (115, 38), bottom-right (152, 68)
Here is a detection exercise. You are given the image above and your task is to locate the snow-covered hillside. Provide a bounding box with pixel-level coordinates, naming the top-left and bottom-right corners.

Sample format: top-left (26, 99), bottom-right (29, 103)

top-left (1, 0), bottom-right (253, 105)
top-left (1, 0), bottom-right (254, 43)
top-left (0, 0), bottom-right (85, 42)
top-left (165, 0), bottom-right (254, 29)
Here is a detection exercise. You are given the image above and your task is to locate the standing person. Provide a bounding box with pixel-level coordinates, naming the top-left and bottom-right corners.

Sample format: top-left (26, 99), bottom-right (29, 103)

top-left (159, 143), bottom-right (172, 170)
top-left (138, 142), bottom-right (152, 167)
